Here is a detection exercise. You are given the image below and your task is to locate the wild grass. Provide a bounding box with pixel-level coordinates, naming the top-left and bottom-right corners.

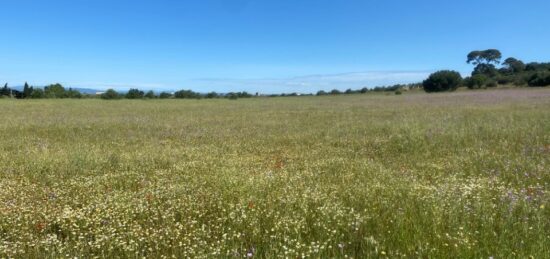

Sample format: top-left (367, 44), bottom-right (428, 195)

top-left (0, 88), bottom-right (549, 258)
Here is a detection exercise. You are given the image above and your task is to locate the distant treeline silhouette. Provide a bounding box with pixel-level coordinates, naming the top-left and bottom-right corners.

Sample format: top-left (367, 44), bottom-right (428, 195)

top-left (423, 49), bottom-right (550, 92)
top-left (2, 49), bottom-right (548, 99)
top-left (0, 82), bottom-right (423, 100)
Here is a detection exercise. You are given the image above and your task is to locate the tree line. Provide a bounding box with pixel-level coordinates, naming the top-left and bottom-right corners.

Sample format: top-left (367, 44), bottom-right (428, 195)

top-left (422, 49), bottom-right (550, 92)
top-left (2, 49), bottom-right (548, 98)
top-left (1, 83), bottom-right (82, 99)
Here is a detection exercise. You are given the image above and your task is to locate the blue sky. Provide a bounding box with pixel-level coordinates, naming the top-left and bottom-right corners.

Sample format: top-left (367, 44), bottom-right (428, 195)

top-left (1, 0), bottom-right (549, 93)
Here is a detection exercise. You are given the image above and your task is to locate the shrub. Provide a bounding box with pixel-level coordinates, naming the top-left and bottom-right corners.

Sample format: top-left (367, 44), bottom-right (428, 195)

top-left (66, 88), bottom-right (82, 98)
top-left (101, 89), bottom-right (121, 100)
top-left (174, 89), bottom-right (201, 99)
top-left (159, 92), bottom-right (172, 99)
top-left (126, 88), bottom-right (145, 99)
top-left (465, 74), bottom-right (488, 89)
top-left (395, 90), bottom-right (402, 95)
top-left (330, 89), bottom-right (342, 95)
top-left (423, 70), bottom-right (462, 92)
top-left (205, 92), bottom-right (218, 98)
top-left (30, 88), bottom-right (45, 99)
top-left (145, 90), bottom-right (156, 98)
top-left (486, 79), bottom-right (497, 88)
top-left (528, 71), bottom-right (550, 87)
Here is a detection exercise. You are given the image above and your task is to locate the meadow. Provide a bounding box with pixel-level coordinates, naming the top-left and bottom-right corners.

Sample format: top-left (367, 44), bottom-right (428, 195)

top-left (0, 88), bottom-right (549, 258)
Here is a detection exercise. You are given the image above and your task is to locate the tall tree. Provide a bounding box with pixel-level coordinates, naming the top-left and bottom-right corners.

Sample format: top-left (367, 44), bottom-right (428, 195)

top-left (467, 49), bottom-right (502, 65)
top-left (23, 82), bottom-right (33, 98)
top-left (467, 49), bottom-right (502, 77)
top-left (1, 83), bottom-right (9, 96)
top-left (502, 57), bottom-right (525, 74)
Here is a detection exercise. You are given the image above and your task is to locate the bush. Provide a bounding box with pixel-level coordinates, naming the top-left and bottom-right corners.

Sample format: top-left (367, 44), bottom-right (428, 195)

top-left (528, 71), bottom-right (550, 87)
top-left (145, 90), bottom-right (156, 98)
top-left (66, 88), bottom-right (82, 98)
top-left (126, 88), bottom-right (145, 99)
top-left (423, 70), bottom-right (462, 92)
top-left (30, 88), bottom-right (45, 99)
top-left (395, 90), bottom-right (402, 95)
top-left (174, 89), bottom-right (201, 99)
top-left (330, 89), bottom-right (342, 95)
top-left (465, 74), bottom-right (488, 89)
top-left (486, 79), bottom-right (497, 88)
top-left (205, 92), bottom-right (218, 98)
top-left (158, 92), bottom-right (172, 99)
top-left (101, 89), bottom-right (121, 100)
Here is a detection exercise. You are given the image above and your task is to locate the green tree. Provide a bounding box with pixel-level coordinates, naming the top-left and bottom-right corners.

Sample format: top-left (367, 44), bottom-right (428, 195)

top-left (44, 83), bottom-right (66, 98)
top-left (23, 82), bottom-right (33, 98)
top-left (528, 71), bottom-right (550, 87)
top-left (465, 74), bottom-right (488, 89)
top-left (101, 89), bottom-right (121, 99)
top-left (144, 90), bottom-right (156, 98)
top-left (30, 88), bottom-right (45, 98)
top-left (125, 88), bottom-right (145, 99)
top-left (0, 83), bottom-right (10, 96)
top-left (467, 49), bottom-right (502, 66)
top-left (502, 57), bottom-right (525, 74)
top-left (422, 70), bottom-right (462, 92)
top-left (467, 49), bottom-right (502, 77)
top-left (205, 92), bottom-right (218, 98)
top-left (66, 88), bottom-right (82, 98)
top-left (174, 89), bottom-right (201, 99)
top-left (158, 92), bottom-right (172, 99)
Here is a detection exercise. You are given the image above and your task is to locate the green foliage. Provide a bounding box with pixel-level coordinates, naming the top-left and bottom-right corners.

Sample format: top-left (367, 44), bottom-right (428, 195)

top-left (0, 83), bottom-right (11, 96)
top-left (527, 71), bottom-right (550, 87)
top-left (125, 88), bottom-right (145, 99)
top-left (525, 62), bottom-right (550, 71)
top-left (226, 92), bottom-right (252, 99)
top-left (465, 74), bottom-right (488, 89)
top-left (23, 82), bottom-right (33, 98)
top-left (422, 70), bottom-right (462, 92)
top-left (144, 90), bottom-right (156, 98)
top-left (100, 89), bottom-right (121, 100)
top-left (330, 89), bottom-right (342, 95)
top-left (174, 89), bottom-right (201, 99)
top-left (472, 63), bottom-right (498, 77)
top-left (158, 92), bottom-right (173, 99)
top-left (44, 83), bottom-right (66, 98)
top-left (502, 57), bottom-right (526, 73)
top-left (316, 90), bottom-right (328, 96)
top-left (467, 49), bottom-right (502, 65)
top-left (30, 88), bottom-right (45, 98)
top-left (66, 88), bottom-right (82, 98)
top-left (204, 92), bottom-right (219, 98)
top-left (486, 79), bottom-right (497, 87)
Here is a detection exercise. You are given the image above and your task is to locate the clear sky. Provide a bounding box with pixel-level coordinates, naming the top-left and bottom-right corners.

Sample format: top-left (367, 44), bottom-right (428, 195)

top-left (1, 0), bottom-right (549, 93)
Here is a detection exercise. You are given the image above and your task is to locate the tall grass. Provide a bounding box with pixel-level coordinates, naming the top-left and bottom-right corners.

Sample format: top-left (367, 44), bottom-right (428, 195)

top-left (0, 88), bottom-right (549, 258)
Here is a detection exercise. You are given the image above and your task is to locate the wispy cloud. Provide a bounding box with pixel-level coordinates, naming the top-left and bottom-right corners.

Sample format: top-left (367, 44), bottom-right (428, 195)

top-left (193, 71), bottom-right (432, 94)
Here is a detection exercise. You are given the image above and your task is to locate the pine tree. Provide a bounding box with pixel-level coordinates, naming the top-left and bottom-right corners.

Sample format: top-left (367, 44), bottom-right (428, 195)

top-left (1, 83), bottom-right (9, 96)
top-left (23, 82), bottom-right (33, 98)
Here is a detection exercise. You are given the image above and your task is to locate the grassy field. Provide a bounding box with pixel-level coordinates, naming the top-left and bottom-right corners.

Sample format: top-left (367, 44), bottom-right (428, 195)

top-left (0, 88), bottom-right (549, 258)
